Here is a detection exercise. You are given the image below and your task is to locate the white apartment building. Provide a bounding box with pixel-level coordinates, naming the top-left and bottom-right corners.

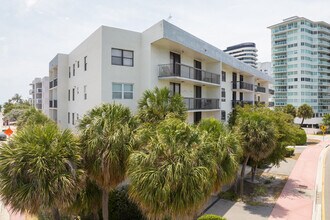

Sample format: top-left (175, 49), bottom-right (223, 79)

top-left (224, 42), bottom-right (258, 68)
top-left (269, 16), bottom-right (330, 125)
top-left (48, 20), bottom-right (273, 130)
top-left (29, 77), bottom-right (49, 115)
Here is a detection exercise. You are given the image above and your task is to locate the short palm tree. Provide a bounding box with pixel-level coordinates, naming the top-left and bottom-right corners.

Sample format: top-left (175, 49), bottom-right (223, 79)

top-left (137, 87), bottom-right (187, 123)
top-left (236, 108), bottom-right (277, 196)
top-left (297, 104), bottom-right (313, 127)
top-left (0, 122), bottom-right (84, 220)
top-left (197, 118), bottom-right (242, 192)
top-left (79, 103), bottom-right (135, 220)
top-left (11, 93), bottom-right (23, 104)
top-left (128, 117), bottom-right (216, 219)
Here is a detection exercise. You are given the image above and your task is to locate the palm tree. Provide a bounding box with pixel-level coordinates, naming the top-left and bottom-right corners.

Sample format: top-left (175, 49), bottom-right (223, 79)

top-left (297, 104), bottom-right (313, 127)
top-left (137, 87), bottom-right (187, 123)
top-left (11, 93), bottom-right (23, 104)
top-left (128, 117), bottom-right (216, 219)
top-left (79, 103), bottom-right (135, 220)
top-left (235, 108), bottom-right (277, 196)
top-left (0, 122), bottom-right (84, 220)
top-left (283, 104), bottom-right (296, 118)
top-left (197, 118), bottom-right (242, 192)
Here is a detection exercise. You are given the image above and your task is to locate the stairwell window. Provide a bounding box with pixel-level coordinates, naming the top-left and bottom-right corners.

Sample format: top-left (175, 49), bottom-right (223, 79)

top-left (221, 71), bottom-right (226, 82)
top-left (221, 88), bottom-right (226, 102)
top-left (84, 85), bottom-right (87, 100)
top-left (112, 83), bottom-right (133, 99)
top-left (111, 48), bottom-right (134, 66)
top-left (84, 56), bottom-right (87, 71)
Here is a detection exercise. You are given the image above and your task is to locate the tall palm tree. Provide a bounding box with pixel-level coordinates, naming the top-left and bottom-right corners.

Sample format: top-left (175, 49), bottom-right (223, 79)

top-left (79, 103), bottom-right (135, 220)
top-left (137, 87), bottom-right (187, 123)
top-left (235, 108), bottom-right (277, 196)
top-left (128, 117), bottom-right (216, 220)
top-left (0, 122), bottom-right (84, 220)
top-left (197, 118), bottom-right (242, 192)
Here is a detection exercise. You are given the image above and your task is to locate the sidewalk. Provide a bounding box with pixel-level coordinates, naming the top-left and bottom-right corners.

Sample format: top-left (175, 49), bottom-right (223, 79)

top-left (269, 141), bottom-right (325, 220)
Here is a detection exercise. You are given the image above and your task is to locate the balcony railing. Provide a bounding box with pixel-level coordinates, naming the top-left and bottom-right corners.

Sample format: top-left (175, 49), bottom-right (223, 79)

top-left (232, 100), bottom-right (253, 108)
top-left (159, 63), bottom-right (221, 85)
top-left (255, 86), bottom-right (266, 93)
top-left (49, 78), bottom-right (58, 89)
top-left (184, 98), bottom-right (219, 110)
top-left (232, 81), bottom-right (254, 91)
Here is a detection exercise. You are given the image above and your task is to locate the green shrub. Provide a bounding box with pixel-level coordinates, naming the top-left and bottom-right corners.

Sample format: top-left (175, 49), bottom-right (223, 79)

top-left (108, 186), bottom-right (146, 220)
top-left (198, 214), bottom-right (227, 220)
top-left (294, 128), bottom-right (307, 145)
top-left (218, 189), bottom-right (238, 201)
top-left (285, 147), bottom-right (295, 157)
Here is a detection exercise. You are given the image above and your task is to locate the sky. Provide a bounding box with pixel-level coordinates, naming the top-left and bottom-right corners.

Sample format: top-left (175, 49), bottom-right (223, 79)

top-left (1, 0), bottom-right (330, 104)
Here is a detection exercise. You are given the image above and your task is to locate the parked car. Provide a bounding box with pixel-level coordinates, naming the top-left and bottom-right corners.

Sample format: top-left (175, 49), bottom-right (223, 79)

top-left (0, 132), bottom-right (7, 141)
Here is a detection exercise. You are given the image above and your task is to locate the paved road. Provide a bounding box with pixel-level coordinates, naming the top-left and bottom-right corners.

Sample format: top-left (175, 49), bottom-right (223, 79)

top-left (324, 147), bottom-right (330, 220)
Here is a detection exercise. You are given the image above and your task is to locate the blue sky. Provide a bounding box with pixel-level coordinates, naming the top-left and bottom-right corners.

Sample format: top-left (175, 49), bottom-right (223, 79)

top-left (1, 0), bottom-right (330, 104)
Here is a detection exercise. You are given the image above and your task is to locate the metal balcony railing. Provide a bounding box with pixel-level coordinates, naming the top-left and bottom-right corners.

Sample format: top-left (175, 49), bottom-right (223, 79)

top-left (255, 86), bottom-right (266, 93)
top-left (232, 81), bottom-right (254, 91)
top-left (158, 63), bottom-right (221, 85)
top-left (183, 98), bottom-right (219, 110)
top-left (232, 100), bottom-right (253, 108)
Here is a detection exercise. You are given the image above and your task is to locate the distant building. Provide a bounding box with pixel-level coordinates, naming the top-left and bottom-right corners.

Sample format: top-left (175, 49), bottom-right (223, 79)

top-left (48, 20), bottom-right (273, 130)
top-left (224, 42), bottom-right (258, 68)
top-left (269, 16), bottom-right (330, 125)
top-left (29, 77), bottom-right (49, 115)
top-left (257, 62), bottom-right (272, 75)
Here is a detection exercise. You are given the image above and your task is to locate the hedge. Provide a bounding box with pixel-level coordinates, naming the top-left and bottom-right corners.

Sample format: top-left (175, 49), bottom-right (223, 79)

top-left (198, 214), bottom-right (227, 220)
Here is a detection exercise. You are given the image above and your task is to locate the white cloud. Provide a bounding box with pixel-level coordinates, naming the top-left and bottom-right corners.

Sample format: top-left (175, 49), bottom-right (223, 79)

top-left (24, 0), bottom-right (40, 9)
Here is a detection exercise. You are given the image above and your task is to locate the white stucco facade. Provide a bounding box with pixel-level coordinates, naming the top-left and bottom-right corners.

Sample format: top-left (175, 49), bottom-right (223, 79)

top-left (29, 76), bottom-right (49, 115)
top-left (48, 20), bottom-right (273, 130)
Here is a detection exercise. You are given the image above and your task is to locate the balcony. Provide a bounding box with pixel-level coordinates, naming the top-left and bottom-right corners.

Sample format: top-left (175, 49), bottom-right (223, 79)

top-left (49, 78), bottom-right (58, 89)
top-left (232, 81), bottom-right (254, 91)
top-left (49, 100), bottom-right (57, 108)
top-left (49, 100), bottom-right (53, 108)
top-left (184, 98), bottom-right (220, 111)
top-left (232, 100), bottom-right (254, 108)
top-left (255, 85), bottom-right (266, 93)
top-left (158, 63), bottom-right (220, 86)
top-left (269, 89), bottom-right (275, 95)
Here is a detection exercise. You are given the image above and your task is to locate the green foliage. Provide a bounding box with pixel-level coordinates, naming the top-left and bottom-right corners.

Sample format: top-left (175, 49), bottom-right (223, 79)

top-left (323, 114), bottom-right (330, 126)
top-left (282, 104), bottom-right (296, 118)
top-left (128, 117), bottom-right (216, 219)
top-left (218, 190), bottom-right (238, 201)
top-left (197, 118), bottom-right (242, 192)
top-left (198, 214), bottom-right (227, 220)
top-left (285, 147), bottom-right (295, 157)
top-left (252, 185), bottom-right (267, 197)
top-left (0, 122), bottom-right (84, 215)
top-left (137, 87), bottom-right (187, 123)
top-left (108, 186), bottom-right (146, 220)
top-left (17, 107), bottom-right (53, 129)
top-left (292, 128), bottom-right (307, 145)
top-left (297, 104), bottom-right (313, 126)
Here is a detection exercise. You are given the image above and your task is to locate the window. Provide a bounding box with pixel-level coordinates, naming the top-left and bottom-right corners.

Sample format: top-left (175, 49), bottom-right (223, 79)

top-left (72, 88), bottom-right (75, 101)
top-left (68, 112), bottom-right (70, 124)
top-left (68, 90), bottom-right (70, 101)
top-left (73, 64), bottom-right (75, 76)
top-left (84, 56), bottom-right (87, 71)
top-left (221, 88), bottom-right (226, 102)
top-left (169, 82), bottom-right (181, 95)
top-left (221, 110), bottom-right (226, 121)
top-left (69, 67), bottom-right (71, 78)
top-left (77, 61), bottom-right (80, 68)
top-left (84, 85), bottom-right (87, 100)
top-left (72, 113), bottom-right (75, 125)
top-left (111, 48), bottom-right (134, 66)
top-left (221, 71), bottom-right (226, 82)
top-left (112, 83), bottom-right (133, 99)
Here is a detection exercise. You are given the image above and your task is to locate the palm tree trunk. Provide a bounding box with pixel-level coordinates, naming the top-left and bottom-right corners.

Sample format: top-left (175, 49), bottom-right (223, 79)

top-left (240, 156), bottom-right (249, 197)
top-left (251, 165), bottom-right (257, 182)
top-left (102, 189), bottom-right (109, 220)
top-left (300, 118), bottom-right (305, 128)
top-left (52, 208), bottom-right (61, 220)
